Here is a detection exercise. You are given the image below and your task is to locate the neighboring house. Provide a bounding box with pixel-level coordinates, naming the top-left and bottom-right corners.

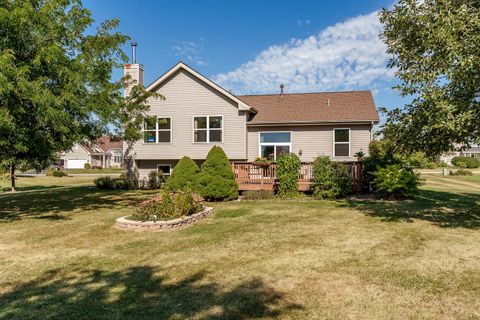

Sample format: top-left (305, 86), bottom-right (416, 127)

top-left (441, 145), bottom-right (480, 165)
top-left (61, 136), bottom-right (123, 169)
top-left (123, 61), bottom-right (379, 179)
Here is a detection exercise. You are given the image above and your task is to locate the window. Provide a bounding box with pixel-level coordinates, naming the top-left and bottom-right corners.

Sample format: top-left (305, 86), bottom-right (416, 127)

top-left (113, 155), bottom-right (122, 163)
top-left (334, 128), bottom-right (350, 157)
top-left (194, 116), bottom-right (222, 143)
top-left (157, 164), bottom-right (171, 175)
top-left (259, 132), bottom-right (291, 161)
top-left (143, 117), bottom-right (172, 143)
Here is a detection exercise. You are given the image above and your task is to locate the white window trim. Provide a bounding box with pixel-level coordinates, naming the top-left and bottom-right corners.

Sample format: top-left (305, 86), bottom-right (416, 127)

top-left (192, 115), bottom-right (224, 143)
top-left (142, 116), bottom-right (172, 144)
top-left (258, 131), bottom-right (292, 161)
top-left (333, 128), bottom-right (351, 158)
top-left (157, 164), bottom-right (172, 176)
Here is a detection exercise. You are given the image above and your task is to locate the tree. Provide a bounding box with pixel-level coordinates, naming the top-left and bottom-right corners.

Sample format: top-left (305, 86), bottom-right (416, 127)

top-left (164, 156), bottom-right (200, 192)
top-left (195, 146), bottom-right (238, 201)
top-left (0, 0), bottom-right (160, 191)
top-left (275, 153), bottom-right (301, 198)
top-left (379, 0), bottom-right (480, 157)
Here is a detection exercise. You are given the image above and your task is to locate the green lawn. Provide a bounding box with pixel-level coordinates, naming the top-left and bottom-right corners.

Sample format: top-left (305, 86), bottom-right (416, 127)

top-left (64, 168), bottom-right (125, 174)
top-left (0, 175), bottom-right (479, 319)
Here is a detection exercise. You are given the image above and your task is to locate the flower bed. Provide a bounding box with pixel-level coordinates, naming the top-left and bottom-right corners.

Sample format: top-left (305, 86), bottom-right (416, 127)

top-left (116, 206), bottom-right (213, 230)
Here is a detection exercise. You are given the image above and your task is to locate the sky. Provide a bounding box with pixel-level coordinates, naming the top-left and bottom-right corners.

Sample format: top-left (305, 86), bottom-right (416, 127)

top-left (83, 0), bottom-right (409, 112)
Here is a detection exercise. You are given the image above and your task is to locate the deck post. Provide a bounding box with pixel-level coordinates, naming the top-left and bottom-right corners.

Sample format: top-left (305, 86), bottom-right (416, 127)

top-left (260, 166), bottom-right (264, 189)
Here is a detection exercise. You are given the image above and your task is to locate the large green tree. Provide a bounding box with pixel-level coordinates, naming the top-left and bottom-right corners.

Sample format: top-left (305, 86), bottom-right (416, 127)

top-left (379, 0), bottom-right (480, 157)
top-left (0, 0), bottom-right (158, 191)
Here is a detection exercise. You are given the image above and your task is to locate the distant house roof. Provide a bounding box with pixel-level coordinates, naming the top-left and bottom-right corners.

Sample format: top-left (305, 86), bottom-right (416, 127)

top-left (238, 91), bottom-right (379, 125)
top-left (81, 136), bottom-right (123, 154)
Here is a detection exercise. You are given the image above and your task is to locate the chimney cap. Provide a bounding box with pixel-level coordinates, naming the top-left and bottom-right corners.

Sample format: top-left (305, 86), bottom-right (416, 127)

top-left (131, 42), bottom-right (137, 64)
top-left (280, 83), bottom-right (285, 95)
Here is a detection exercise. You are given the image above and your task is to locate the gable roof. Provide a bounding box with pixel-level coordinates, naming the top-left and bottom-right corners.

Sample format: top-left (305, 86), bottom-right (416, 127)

top-left (146, 62), bottom-right (252, 112)
top-left (238, 91), bottom-right (379, 125)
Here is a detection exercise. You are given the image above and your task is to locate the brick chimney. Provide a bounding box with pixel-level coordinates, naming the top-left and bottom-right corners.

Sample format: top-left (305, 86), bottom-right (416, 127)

top-left (123, 42), bottom-right (144, 97)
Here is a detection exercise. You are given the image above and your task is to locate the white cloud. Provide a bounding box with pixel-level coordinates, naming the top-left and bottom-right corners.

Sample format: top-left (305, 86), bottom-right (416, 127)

top-left (171, 37), bottom-right (209, 66)
top-left (214, 11), bottom-right (395, 94)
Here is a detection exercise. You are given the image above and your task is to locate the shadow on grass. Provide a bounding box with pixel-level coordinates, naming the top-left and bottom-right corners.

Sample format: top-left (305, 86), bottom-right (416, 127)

top-left (342, 189), bottom-right (480, 229)
top-left (0, 185), bottom-right (148, 222)
top-left (1, 185), bottom-right (64, 192)
top-left (0, 266), bottom-right (301, 320)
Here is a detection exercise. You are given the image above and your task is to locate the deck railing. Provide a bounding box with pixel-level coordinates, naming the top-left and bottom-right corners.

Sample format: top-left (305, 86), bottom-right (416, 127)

top-left (232, 161), bottom-right (362, 192)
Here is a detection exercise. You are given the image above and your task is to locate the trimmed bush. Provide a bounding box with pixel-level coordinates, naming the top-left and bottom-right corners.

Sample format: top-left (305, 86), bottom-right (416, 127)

top-left (450, 169), bottom-right (473, 176)
top-left (452, 156), bottom-right (479, 168)
top-left (242, 190), bottom-right (275, 200)
top-left (275, 153), bottom-right (301, 197)
top-left (195, 146), bottom-right (238, 201)
top-left (147, 170), bottom-right (165, 190)
top-left (373, 164), bottom-right (420, 198)
top-left (132, 191), bottom-right (205, 222)
top-left (94, 175), bottom-right (135, 190)
top-left (164, 156), bottom-right (200, 192)
top-left (52, 170), bottom-right (67, 177)
top-left (310, 156), bottom-right (352, 199)
top-left (83, 163), bottom-right (91, 169)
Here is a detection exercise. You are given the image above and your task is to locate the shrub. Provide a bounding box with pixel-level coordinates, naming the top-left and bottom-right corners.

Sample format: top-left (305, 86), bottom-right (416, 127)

top-left (456, 161), bottom-right (467, 168)
top-left (92, 166), bottom-right (103, 170)
top-left (52, 170), bottom-right (67, 177)
top-left (362, 140), bottom-right (400, 187)
top-left (147, 170), bottom-right (165, 190)
top-left (84, 163), bottom-right (91, 169)
top-left (94, 175), bottom-right (135, 190)
top-left (242, 190), bottom-right (275, 200)
top-left (275, 153), bottom-right (301, 197)
top-left (450, 169), bottom-right (473, 176)
top-left (164, 156), bottom-right (200, 192)
top-left (452, 156), bottom-right (479, 168)
top-left (45, 167), bottom-right (54, 176)
top-left (132, 191), bottom-right (205, 222)
top-left (195, 146), bottom-right (238, 201)
top-left (373, 164), bottom-right (420, 198)
top-left (310, 156), bottom-right (352, 199)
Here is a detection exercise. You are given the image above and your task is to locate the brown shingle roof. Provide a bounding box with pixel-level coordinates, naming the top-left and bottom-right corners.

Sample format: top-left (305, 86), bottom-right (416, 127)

top-left (95, 136), bottom-right (123, 152)
top-left (238, 91), bottom-right (379, 124)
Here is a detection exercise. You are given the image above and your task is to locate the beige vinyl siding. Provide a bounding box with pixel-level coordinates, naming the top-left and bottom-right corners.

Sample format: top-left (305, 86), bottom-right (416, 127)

top-left (129, 70), bottom-right (248, 161)
top-left (64, 144), bottom-right (89, 160)
top-left (247, 124), bottom-right (372, 162)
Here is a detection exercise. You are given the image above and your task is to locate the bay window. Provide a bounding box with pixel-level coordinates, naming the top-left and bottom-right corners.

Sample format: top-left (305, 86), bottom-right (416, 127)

top-left (259, 132), bottom-right (291, 161)
top-left (194, 116), bottom-right (223, 143)
top-left (334, 128), bottom-right (350, 157)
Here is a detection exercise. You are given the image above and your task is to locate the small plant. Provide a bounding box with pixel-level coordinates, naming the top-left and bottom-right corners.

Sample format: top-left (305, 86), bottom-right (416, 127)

top-left (310, 156), bottom-right (352, 199)
top-left (354, 150), bottom-right (365, 159)
top-left (133, 191), bottom-right (205, 222)
top-left (83, 163), bottom-right (91, 169)
top-left (92, 166), bottom-right (103, 170)
top-left (373, 164), bottom-right (420, 198)
top-left (52, 170), bottom-right (67, 177)
top-left (195, 146), bottom-right (238, 201)
top-left (242, 190), bottom-right (275, 200)
top-left (147, 170), bottom-right (165, 189)
top-left (275, 153), bottom-right (301, 197)
top-left (253, 157), bottom-right (272, 166)
top-left (450, 169), bottom-right (473, 176)
top-left (164, 156), bottom-right (200, 192)
top-left (451, 156), bottom-right (479, 168)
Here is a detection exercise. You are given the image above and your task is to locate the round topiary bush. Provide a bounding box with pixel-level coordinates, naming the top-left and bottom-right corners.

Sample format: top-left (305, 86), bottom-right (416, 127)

top-left (275, 153), bottom-right (301, 197)
top-left (164, 156), bottom-right (200, 192)
top-left (195, 146), bottom-right (238, 201)
top-left (84, 163), bottom-right (91, 169)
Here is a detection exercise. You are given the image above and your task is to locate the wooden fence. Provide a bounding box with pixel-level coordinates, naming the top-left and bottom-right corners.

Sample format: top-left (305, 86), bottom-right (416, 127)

top-left (231, 161), bottom-right (362, 192)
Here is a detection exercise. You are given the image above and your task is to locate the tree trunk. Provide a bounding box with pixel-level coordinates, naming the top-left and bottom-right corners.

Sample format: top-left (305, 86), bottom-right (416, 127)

top-left (10, 165), bottom-right (16, 192)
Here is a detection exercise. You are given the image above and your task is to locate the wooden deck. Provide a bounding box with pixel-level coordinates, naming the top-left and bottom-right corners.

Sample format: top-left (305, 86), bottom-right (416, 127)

top-left (232, 161), bottom-right (362, 192)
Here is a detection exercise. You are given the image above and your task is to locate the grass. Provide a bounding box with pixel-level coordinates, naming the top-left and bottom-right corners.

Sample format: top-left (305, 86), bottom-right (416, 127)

top-left (64, 168), bottom-right (124, 174)
top-left (0, 175), bottom-right (479, 319)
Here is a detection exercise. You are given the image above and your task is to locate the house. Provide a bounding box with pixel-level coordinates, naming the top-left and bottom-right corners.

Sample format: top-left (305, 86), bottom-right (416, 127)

top-left (61, 136), bottom-right (123, 169)
top-left (441, 145), bottom-right (480, 165)
top-left (123, 61), bottom-right (379, 180)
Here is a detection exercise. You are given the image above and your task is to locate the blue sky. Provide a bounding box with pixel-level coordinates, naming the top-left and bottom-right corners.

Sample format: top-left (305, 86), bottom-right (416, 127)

top-left (83, 0), bottom-right (408, 111)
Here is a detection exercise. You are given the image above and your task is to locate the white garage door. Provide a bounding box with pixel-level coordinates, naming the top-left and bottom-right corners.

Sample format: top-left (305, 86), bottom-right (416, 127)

top-left (67, 159), bottom-right (88, 169)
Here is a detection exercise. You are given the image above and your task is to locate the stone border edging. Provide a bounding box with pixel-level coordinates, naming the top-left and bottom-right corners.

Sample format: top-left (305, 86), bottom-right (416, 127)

top-left (116, 206), bottom-right (213, 230)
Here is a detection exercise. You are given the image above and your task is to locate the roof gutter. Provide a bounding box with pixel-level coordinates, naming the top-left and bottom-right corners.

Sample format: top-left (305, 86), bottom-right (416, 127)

top-left (246, 120), bottom-right (379, 127)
